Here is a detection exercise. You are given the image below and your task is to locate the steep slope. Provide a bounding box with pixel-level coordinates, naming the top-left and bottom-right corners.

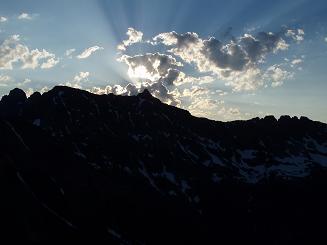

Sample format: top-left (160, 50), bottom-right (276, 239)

top-left (0, 86), bottom-right (327, 244)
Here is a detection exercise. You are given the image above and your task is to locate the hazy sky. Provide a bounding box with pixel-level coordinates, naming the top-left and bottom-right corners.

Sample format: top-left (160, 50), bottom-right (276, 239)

top-left (0, 0), bottom-right (326, 122)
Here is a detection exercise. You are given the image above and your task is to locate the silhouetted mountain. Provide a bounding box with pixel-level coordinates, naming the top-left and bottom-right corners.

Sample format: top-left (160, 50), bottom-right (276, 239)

top-left (0, 86), bottom-right (327, 244)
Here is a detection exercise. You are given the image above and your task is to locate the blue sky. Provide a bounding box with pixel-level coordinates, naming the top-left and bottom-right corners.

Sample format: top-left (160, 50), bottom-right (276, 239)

top-left (0, 0), bottom-right (326, 122)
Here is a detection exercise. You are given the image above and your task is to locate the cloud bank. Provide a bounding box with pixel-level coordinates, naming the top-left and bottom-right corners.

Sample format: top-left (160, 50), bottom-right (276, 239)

top-left (0, 35), bottom-right (59, 70)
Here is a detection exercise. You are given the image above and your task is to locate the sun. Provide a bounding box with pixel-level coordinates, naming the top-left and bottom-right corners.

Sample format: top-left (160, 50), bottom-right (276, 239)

top-left (128, 65), bottom-right (150, 79)
top-left (127, 65), bottom-right (159, 81)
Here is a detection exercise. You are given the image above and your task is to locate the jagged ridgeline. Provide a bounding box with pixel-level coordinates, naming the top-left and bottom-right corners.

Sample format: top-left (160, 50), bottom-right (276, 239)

top-left (1, 86), bottom-right (327, 244)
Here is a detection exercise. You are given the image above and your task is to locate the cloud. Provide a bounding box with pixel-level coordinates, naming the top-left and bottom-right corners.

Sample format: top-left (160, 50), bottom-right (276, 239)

top-left (21, 49), bottom-right (58, 69)
top-left (107, 27), bottom-right (304, 120)
top-left (74, 71), bottom-right (90, 82)
top-left (116, 41), bottom-right (221, 105)
top-left (187, 96), bottom-right (225, 118)
top-left (225, 67), bottom-right (264, 91)
top-left (41, 57), bottom-right (59, 69)
top-left (169, 82), bottom-right (239, 120)
top-left (90, 81), bottom-right (180, 106)
top-left (40, 86), bottom-right (49, 94)
top-left (187, 94), bottom-right (241, 120)
top-left (291, 58), bottom-right (302, 65)
top-left (0, 35), bottom-right (59, 70)
top-left (118, 52), bottom-right (183, 85)
top-left (0, 16), bottom-right (7, 22)
top-left (153, 28), bottom-right (301, 91)
top-left (23, 86), bottom-right (49, 97)
top-left (63, 72), bottom-right (90, 89)
top-left (0, 35), bottom-right (28, 69)
top-left (324, 37), bottom-right (327, 43)
top-left (65, 48), bottom-right (76, 58)
top-left (117, 51), bottom-right (195, 104)
top-left (239, 32), bottom-right (289, 62)
top-left (0, 74), bottom-right (11, 86)
top-left (154, 30), bottom-right (289, 72)
top-left (77, 46), bottom-right (104, 59)
top-left (290, 58), bottom-right (303, 68)
top-left (25, 88), bottom-right (34, 97)
top-left (264, 64), bottom-right (294, 87)
top-left (0, 74), bottom-right (11, 82)
top-left (117, 27), bottom-right (143, 51)
top-left (22, 78), bottom-right (31, 84)
top-left (16, 78), bottom-right (32, 87)
top-left (285, 29), bottom-right (304, 43)
top-left (89, 84), bottom-right (127, 95)
top-left (189, 97), bottom-right (221, 111)
top-left (179, 86), bottom-right (209, 98)
top-left (18, 13), bottom-right (33, 20)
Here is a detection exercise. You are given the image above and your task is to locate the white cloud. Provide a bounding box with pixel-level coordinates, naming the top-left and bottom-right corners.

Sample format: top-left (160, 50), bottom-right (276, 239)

top-left (189, 98), bottom-right (223, 112)
top-left (0, 16), bottom-right (7, 22)
top-left (0, 35), bottom-right (27, 69)
top-left (25, 88), bottom-right (34, 97)
top-left (63, 72), bottom-right (90, 89)
top-left (217, 107), bottom-right (242, 120)
top-left (285, 29), bottom-right (304, 43)
top-left (0, 35), bottom-right (59, 70)
top-left (0, 74), bottom-right (11, 86)
top-left (180, 86), bottom-right (209, 98)
top-left (40, 86), bottom-right (49, 94)
top-left (77, 46), bottom-right (104, 59)
top-left (291, 59), bottom-right (302, 65)
top-left (264, 65), bottom-right (294, 87)
top-left (24, 86), bottom-right (49, 97)
top-left (175, 75), bottom-right (215, 86)
top-left (89, 84), bottom-right (129, 95)
top-left (324, 37), bottom-right (327, 43)
top-left (65, 48), bottom-right (76, 58)
top-left (0, 74), bottom-right (11, 82)
top-left (290, 58), bottom-right (303, 69)
top-left (22, 78), bottom-right (31, 84)
top-left (225, 67), bottom-right (264, 91)
top-left (41, 57), bottom-right (59, 69)
top-left (16, 78), bottom-right (32, 87)
top-left (188, 102), bottom-right (242, 121)
top-left (22, 49), bottom-right (57, 69)
top-left (170, 83), bottom-right (241, 120)
top-left (18, 13), bottom-right (32, 20)
top-left (117, 27), bottom-right (143, 51)
top-left (74, 71), bottom-right (90, 82)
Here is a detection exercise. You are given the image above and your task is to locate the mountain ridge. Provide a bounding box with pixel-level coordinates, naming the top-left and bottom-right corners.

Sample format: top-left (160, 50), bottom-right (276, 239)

top-left (2, 85), bottom-right (324, 123)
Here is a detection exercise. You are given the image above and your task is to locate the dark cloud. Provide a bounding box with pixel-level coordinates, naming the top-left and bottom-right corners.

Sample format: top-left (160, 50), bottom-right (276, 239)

top-left (202, 38), bottom-right (249, 71)
top-left (154, 28), bottom-right (293, 75)
top-left (144, 81), bottom-right (180, 106)
top-left (160, 68), bottom-right (181, 86)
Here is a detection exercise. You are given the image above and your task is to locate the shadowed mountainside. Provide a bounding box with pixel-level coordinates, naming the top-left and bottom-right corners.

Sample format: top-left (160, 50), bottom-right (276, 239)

top-left (1, 86), bottom-right (327, 244)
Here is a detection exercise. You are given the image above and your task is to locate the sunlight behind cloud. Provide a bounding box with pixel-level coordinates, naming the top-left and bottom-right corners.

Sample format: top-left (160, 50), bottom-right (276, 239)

top-left (128, 65), bottom-right (157, 81)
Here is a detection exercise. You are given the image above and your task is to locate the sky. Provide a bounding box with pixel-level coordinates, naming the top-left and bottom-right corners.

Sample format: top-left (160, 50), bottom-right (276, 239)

top-left (0, 0), bottom-right (327, 122)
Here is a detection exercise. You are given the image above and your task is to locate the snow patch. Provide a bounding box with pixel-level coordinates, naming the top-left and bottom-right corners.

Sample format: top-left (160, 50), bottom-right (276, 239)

top-left (33, 118), bottom-right (41, 126)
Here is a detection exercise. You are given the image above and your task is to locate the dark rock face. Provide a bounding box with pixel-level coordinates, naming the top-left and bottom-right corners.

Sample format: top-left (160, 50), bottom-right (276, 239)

top-left (0, 86), bottom-right (327, 244)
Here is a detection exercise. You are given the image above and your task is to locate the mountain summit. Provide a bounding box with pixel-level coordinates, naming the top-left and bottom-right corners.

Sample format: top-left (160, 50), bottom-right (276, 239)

top-left (0, 86), bottom-right (327, 244)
